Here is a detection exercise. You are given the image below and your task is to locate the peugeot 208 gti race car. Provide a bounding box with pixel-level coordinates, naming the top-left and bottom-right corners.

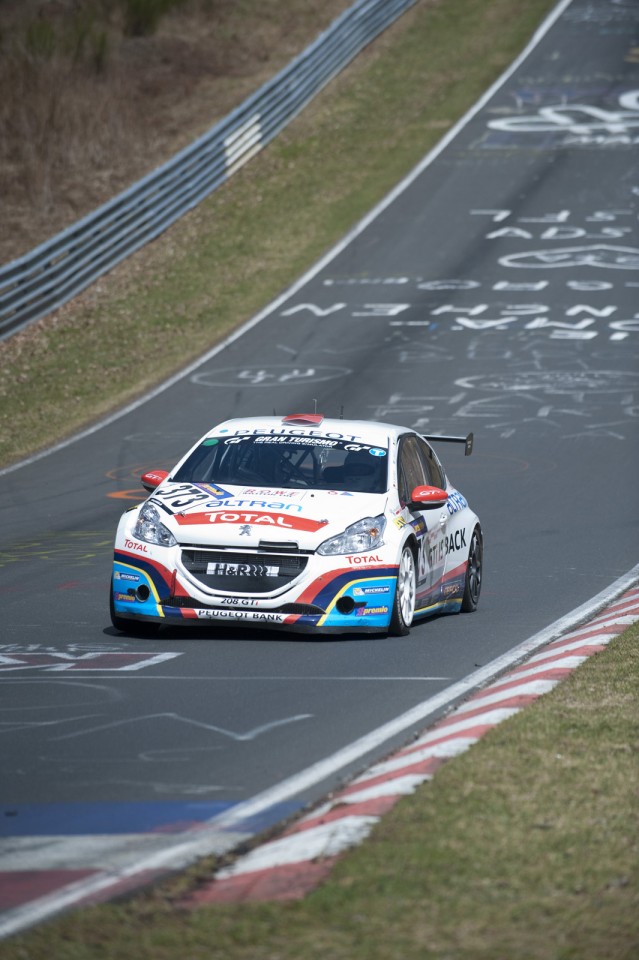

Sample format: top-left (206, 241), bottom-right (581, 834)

top-left (110, 414), bottom-right (482, 636)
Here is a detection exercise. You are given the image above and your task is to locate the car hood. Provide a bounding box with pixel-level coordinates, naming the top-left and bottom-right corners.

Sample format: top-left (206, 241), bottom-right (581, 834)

top-left (148, 483), bottom-right (388, 550)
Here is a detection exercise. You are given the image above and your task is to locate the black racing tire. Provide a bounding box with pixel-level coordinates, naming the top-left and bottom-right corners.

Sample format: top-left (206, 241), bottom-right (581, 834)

top-left (389, 543), bottom-right (417, 637)
top-left (109, 581), bottom-right (160, 637)
top-left (461, 527), bottom-right (482, 613)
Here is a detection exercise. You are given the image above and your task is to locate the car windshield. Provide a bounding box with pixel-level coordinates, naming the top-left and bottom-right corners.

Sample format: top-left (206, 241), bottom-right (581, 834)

top-left (172, 434), bottom-right (388, 493)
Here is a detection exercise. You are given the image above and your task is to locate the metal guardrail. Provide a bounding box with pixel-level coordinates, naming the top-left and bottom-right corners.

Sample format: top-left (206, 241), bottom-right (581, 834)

top-left (0, 0), bottom-right (418, 339)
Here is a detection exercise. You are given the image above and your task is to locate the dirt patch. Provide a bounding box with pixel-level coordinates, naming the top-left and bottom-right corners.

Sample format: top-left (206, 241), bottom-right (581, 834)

top-left (0, 0), bottom-right (353, 265)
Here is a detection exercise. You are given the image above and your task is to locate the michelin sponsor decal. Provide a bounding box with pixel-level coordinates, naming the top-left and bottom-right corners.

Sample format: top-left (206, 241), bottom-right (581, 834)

top-left (353, 585), bottom-right (390, 597)
top-left (114, 571), bottom-right (140, 583)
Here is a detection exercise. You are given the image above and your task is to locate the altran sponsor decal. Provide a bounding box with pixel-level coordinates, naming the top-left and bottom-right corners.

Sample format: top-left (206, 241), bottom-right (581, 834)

top-left (174, 511), bottom-right (328, 532)
top-left (203, 499), bottom-right (304, 513)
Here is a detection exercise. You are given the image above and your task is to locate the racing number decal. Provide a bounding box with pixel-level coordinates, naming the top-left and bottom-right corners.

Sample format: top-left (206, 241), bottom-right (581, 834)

top-left (417, 535), bottom-right (430, 583)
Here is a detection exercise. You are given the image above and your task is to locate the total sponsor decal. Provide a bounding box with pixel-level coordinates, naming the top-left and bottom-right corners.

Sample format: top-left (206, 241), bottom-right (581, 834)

top-left (124, 538), bottom-right (150, 554)
top-left (346, 554), bottom-right (384, 566)
top-left (175, 511), bottom-right (328, 532)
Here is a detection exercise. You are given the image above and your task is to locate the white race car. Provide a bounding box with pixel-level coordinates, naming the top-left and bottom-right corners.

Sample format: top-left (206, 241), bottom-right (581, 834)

top-left (110, 414), bottom-right (482, 636)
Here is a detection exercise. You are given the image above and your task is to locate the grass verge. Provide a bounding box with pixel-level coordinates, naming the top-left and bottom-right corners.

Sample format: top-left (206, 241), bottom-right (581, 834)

top-left (0, 0), bottom-right (556, 470)
top-left (2, 620), bottom-right (637, 958)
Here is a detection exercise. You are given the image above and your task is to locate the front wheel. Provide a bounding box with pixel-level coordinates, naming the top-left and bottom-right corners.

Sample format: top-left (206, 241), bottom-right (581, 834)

top-left (461, 528), bottom-right (482, 612)
top-left (389, 544), bottom-right (416, 636)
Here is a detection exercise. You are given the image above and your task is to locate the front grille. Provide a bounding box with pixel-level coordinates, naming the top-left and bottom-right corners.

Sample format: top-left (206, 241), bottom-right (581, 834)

top-left (275, 603), bottom-right (325, 616)
top-left (181, 548), bottom-right (308, 594)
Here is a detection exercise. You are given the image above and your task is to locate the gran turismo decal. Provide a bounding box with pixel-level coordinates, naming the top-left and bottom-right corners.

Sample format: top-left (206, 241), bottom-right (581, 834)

top-left (254, 436), bottom-right (338, 447)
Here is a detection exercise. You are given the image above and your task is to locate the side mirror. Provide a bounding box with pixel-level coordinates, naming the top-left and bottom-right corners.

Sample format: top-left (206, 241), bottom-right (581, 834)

top-left (409, 484), bottom-right (449, 509)
top-left (141, 469), bottom-right (169, 493)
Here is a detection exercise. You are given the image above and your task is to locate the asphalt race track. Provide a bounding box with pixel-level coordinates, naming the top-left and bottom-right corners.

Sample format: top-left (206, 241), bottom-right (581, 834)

top-left (1, 0), bottom-right (638, 933)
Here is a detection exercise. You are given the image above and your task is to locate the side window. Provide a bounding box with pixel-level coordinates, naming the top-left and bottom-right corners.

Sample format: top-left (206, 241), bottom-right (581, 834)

top-left (416, 437), bottom-right (445, 489)
top-left (397, 435), bottom-right (429, 504)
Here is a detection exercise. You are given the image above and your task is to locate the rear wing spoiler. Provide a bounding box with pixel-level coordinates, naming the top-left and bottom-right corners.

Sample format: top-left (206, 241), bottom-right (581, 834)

top-left (425, 432), bottom-right (474, 457)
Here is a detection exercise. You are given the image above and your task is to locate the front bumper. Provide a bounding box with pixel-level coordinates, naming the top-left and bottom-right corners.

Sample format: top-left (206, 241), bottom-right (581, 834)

top-left (112, 542), bottom-right (399, 633)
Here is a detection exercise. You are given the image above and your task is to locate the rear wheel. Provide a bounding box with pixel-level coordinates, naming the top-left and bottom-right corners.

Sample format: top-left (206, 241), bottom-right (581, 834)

top-left (461, 528), bottom-right (482, 612)
top-left (389, 544), bottom-right (416, 636)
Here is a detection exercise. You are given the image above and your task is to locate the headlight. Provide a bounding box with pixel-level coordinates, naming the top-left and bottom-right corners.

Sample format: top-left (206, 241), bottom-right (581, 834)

top-left (133, 502), bottom-right (177, 547)
top-left (317, 515), bottom-right (386, 556)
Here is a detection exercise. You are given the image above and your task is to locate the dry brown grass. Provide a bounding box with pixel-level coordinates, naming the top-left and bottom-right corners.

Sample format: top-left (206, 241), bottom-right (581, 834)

top-left (0, 0), bottom-right (352, 265)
